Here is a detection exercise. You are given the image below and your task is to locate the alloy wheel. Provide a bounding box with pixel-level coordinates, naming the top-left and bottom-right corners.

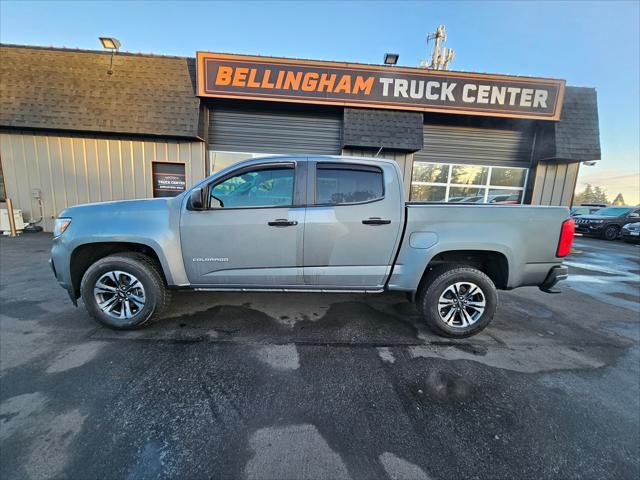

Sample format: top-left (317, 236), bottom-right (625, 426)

top-left (437, 281), bottom-right (486, 328)
top-left (93, 270), bottom-right (146, 321)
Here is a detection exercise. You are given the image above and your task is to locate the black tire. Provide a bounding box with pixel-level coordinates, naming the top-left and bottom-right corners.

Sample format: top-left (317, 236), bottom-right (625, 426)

top-left (602, 224), bottom-right (620, 241)
top-left (417, 265), bottom-right (498, 338)
top-left (80, 253), bottom-right (171, 330)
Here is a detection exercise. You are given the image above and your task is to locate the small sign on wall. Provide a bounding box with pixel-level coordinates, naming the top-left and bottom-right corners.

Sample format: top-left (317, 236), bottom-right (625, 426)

top-left (152, 162), bottom-right (186, 197)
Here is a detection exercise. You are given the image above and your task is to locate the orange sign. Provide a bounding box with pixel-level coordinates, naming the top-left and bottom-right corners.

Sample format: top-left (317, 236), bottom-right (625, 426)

top-left (197, 52), bottom-right (565, 120)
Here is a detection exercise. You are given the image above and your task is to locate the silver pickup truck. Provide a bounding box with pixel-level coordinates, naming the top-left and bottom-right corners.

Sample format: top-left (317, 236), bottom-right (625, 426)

top-left (51, 155), bottom-right (574, 337)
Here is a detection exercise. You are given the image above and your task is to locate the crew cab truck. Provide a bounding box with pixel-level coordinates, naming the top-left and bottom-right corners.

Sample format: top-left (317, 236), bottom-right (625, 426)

top-left (51, 156), bottom-right (574, 338)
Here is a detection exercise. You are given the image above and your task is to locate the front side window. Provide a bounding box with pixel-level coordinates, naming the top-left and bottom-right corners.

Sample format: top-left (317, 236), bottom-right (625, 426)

top-left (210, 167), bottom-right (294, 208)
top-left (316, 166), bottom-right (384, 205)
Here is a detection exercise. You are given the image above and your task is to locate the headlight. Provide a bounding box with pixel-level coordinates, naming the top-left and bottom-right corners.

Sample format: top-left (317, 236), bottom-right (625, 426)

top-left (590, 220), bottom-right (604, 224)
top-left (53, 218), bottom-right (71, 237)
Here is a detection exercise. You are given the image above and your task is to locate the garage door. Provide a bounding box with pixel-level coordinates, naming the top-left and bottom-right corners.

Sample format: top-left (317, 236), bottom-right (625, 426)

top-left (411, 124), bottom-right (534, 203)
top-left (209, 107), bottom-right (342, 155)
top-left (415, 124), bottom-right (533, 168)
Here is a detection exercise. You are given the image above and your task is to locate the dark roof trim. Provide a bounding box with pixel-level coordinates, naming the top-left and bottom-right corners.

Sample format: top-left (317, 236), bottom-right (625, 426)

top-left (0, 42), bottom-right (192, 60)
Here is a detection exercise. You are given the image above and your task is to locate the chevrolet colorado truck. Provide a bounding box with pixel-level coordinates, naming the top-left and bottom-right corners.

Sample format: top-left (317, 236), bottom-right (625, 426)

top-left (51, 155), bottom-right (574, 338)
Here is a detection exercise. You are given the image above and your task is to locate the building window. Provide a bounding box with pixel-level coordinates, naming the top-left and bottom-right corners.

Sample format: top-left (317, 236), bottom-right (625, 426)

top-left (209, 151), bottom-right (278, 174)
top-left (410, 162), bottom-right (528, 204)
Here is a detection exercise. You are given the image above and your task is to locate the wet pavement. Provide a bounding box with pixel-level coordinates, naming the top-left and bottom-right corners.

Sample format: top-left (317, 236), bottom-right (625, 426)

top-left (1, 233), bottom-right (638, 479)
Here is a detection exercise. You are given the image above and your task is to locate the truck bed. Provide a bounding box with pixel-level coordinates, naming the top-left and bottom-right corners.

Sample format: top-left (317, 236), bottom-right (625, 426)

top-left (386, 203), bottom-right (570, 291)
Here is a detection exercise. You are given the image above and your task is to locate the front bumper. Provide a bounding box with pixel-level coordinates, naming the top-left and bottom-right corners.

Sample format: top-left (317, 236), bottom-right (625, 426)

top-left (575, 223), bottom-right (603, 234)
top-left (50, 256), bottom-right (77, 305)
top-left (539, 265), bottom-right (568, 294)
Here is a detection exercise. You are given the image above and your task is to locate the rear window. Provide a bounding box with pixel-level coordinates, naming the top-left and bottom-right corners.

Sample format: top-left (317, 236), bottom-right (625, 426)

top-left (316, 165), bottom-right (383, 205)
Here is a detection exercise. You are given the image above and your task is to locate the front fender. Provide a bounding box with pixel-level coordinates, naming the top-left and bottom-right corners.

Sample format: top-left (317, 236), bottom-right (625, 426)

top-left (53, 197), bottom-right (189, 289)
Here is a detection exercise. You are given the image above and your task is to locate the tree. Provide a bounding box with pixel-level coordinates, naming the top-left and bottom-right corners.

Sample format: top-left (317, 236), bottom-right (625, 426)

top-left (612, 193), bottom-right (626, 206)
top-left (592, 186), bottom-right (609, 204)
top-left (573, 184), bottom-right (609, 205)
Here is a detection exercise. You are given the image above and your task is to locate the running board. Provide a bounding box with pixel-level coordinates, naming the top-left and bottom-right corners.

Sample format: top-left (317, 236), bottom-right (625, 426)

top-left (193, 287), bottom-right (384, 294)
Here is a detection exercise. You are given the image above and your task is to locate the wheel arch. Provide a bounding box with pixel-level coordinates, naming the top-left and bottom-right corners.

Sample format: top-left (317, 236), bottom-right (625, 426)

top-left (69, 242), bottom-right (167, 299)
top-left (417, 249), bottom-right (509, 295)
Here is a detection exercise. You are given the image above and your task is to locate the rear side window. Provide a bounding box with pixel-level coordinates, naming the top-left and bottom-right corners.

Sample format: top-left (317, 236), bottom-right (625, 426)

top-left (316, 165), bottom-right (384, 205)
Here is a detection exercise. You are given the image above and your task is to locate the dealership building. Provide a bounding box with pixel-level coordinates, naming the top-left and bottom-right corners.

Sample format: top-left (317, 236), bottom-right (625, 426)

top-left (0, 44), bottom-right (600, 231)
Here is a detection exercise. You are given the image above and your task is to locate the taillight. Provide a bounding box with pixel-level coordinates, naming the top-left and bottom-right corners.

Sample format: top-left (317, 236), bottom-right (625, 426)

top-left (557, 218), bottom-right (575, 257)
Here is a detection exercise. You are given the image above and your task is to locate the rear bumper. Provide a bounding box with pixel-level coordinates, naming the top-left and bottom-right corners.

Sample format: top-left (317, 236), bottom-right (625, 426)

top-left (539, 265), bottom-right (568, 293)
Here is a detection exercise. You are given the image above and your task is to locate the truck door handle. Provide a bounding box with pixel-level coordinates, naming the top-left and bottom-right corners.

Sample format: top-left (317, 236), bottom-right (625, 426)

top-left (362, 217), bottom-right (391, 225)
top-left (268, 219), bottom-right (298, 227)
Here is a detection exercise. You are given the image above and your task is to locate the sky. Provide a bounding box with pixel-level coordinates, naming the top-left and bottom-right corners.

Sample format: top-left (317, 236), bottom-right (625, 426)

top-left (1, 0), bottom-right (639, 204)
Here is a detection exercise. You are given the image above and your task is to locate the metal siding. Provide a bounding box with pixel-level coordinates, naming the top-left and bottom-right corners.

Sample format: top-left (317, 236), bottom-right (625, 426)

top-left (530, 161), bottom-right (580, 207)
top-left (531, 162), bottom-right (580, 207)
top-left (415, 124), bottom-right (534, 167)
top-left (0, 131), bottom-right (205, 232)
top-left (209, 108), bottom-right (342, 154)
top-left (530, 163), bottom-right (547, 204)
top-left (560, 162), bottom-right (579, 206)
top-left (539, 163), bottom-right (557, 205)
top-left (550, 163), bottom-right (568, 205)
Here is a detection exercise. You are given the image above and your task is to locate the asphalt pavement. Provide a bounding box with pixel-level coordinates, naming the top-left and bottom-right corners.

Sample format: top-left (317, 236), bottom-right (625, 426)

top-left (1, 233), bottom-right (638, 480)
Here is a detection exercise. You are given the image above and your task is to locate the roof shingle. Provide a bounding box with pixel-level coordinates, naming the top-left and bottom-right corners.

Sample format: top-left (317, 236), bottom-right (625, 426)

top-left (0, 45), bottom-right (201, 138)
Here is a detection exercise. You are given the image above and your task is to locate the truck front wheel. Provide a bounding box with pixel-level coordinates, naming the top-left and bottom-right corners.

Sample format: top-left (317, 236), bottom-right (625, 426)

top-left (417, 265), bottom-right (497, 338)
top-left (80, 253), bottom-right (171, 329)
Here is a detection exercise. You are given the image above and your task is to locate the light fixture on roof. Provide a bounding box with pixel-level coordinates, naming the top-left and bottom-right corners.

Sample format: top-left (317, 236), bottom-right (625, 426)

top-left (99, 37), bottom-right (121, 50)
top-left (99, 36), bottom-right (121, 75)
top-left (384, 53), bottom-right (399, 65)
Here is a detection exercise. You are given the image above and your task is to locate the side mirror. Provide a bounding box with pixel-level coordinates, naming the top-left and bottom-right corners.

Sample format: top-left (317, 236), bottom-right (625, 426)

top-left (629, 212), bottom-right (639, 218)
top-left (189, 187), bottom-right (204, 210)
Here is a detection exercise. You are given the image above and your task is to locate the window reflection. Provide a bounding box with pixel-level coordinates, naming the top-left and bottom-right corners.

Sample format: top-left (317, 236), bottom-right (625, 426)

top-left (410, 185), bottom-right (447, 202)
top-left (490, 168), bottom-right (526, 188)
top-left (487, 189), bottom-right (523, 204)
top-left (412, 163), bottom-right (448, 183)
top-left (448, 187), bottom-right (485, 203)
top-left (210, 168), bottom-right (294, 208)
top-left (450, 165), bottom-right (488, 186)
top-left (316, 168), bottom-right (383, 204)
top-left (410, 161), bottom-right (527, 204)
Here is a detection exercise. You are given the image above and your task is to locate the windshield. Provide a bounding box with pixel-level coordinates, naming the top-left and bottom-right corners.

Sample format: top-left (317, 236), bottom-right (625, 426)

top-left (593, 207), bottom-right (632, 217)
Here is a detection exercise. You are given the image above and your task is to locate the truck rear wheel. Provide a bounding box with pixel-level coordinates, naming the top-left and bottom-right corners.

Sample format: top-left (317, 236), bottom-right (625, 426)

top-left (417, 265), bottom-right (497, 338)
top-left (80, 253), bottom-right (170, 330)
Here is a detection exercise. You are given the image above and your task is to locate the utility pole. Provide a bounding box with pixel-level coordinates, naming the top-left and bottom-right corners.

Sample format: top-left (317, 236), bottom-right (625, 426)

top-left (422, 25), bottom-right (455, 70)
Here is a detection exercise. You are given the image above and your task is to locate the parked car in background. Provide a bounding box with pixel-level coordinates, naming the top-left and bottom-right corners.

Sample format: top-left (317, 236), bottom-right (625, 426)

top-left (488, 193), bottom-right (520, 204)
top-left (571, 203), bottom-right (607, 217)
top-left (447, 194), bottom-right (520, 204)
top-left (460, 195), bottom-right (484, 203)
top-left (621, 222), bottom-right (640, 243)
top-left (574, 206), bottom-right (640, 240)
top-left (50, 155), bottom-right (574, 338)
